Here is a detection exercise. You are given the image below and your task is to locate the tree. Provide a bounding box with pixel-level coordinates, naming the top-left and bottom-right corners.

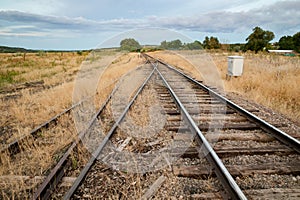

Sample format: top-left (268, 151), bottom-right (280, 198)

top-left (228, 43), bottom-right (245, 52)
top-left (120, 38), bottom-right (141, 52)
top-left (160, 40), bottom-right (168, 49)
top-left (169, 39), bottom-right (182, 49)
top-left (184, 40), bottom-right (203, 50)
top-left (203, 36), bottom-right (210, 49)
top-left (159, 39), bottom-right (183, 50)
top-left (293, 32), bottom-right (300, 53)
top-left (277, 32), bottom-right (300, 53)
top-left (244, 27), bottom-right (275, 53)
top-left (278, 36), bottom-right (295, 50)
top-left (203, 36), bottom-right (221, 49)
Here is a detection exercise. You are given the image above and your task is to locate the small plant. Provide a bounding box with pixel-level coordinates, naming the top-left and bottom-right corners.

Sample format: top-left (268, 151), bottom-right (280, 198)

top-left (36, 50), bottom-right (46, 56)
top-left (15, 52), bottom-right (23, 57)
top-left (51, 60), bottom-right (56, 67)
top-left (0, 70), bottom-right (20, 87)
top-left (71, 155), bottom-right (78, 169)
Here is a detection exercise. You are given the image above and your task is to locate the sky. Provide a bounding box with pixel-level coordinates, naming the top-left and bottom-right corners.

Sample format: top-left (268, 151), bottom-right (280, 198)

top-left (0, 0), bottom-right (299, 50)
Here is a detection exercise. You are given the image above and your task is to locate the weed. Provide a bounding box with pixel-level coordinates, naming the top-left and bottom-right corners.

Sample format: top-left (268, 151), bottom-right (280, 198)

top-left (71, 155), bottom-right (78, 169)
top-left (36, 51), bottom-right (46, 56)
top-left (0, 70), bottom-right (20, 86)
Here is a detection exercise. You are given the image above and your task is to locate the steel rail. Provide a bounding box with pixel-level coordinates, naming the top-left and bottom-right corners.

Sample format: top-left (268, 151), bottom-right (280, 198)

top-left (2, 55), bottom-right (146, 156)
top-left (33, 63), bottom-right (148, 199)
top-left (0, 96), bottom-right (92, 156)
top-left (33, 85), bottom-right (118, 200)
top-left (153, 62), bottom-right (247, 200)
top-left (144, 53), bottom-right (300, 154)
top-left (63, 67), bottom-right (156, 199)
top-left (1, 76), bottom-right (124, 156)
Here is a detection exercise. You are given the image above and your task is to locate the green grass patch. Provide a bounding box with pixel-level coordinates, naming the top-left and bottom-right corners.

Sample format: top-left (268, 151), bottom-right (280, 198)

top-left (0, 70), bottom-right (20, 87)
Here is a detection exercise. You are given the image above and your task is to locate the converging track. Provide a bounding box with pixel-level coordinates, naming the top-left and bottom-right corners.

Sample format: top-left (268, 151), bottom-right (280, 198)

top-left (32, 53), bottom-right (300, 199)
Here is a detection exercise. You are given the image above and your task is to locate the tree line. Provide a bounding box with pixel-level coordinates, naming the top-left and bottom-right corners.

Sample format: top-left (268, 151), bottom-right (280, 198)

top-left (119, 38), bottom-right (203, 51)
top-left (120, 27), bottom-right (300, 53)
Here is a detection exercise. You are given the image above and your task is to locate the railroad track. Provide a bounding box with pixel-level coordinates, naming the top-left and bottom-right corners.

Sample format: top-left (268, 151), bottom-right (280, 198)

top-left (0, 76), bottom-right (119, 156)
top-left (0, 98), bottom-right (88, 156)
top-left (0, 60), bottom-right (145, 198)
top-left (31, 54), bottom-right (300, 199)
top-left (31, 63), bottom-right (152, 199)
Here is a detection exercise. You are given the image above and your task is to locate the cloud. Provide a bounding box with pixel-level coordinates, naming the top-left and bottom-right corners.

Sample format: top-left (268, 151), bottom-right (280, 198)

top-left (147, 1), bottom-right (300, 34)
top-left (1, 0), bottom-right (299, 38)
top-left (0, 10), bottom-right (148, 35)
top-left (0, 10), bottom-right (95, 30)
top-left (0, 0), bottom-right (299, 49)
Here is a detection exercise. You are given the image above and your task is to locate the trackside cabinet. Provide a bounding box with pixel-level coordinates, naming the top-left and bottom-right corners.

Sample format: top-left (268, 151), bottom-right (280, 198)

top-left (227, 56), bottom-right (244, 76)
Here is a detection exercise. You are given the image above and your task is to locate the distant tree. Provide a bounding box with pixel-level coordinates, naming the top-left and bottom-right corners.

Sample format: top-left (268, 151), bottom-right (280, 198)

top-left (228, 43), bottom-right (245, 52)
top-left (120, 38), bottom-right (141, 52)
top-left (160, 40), bottom-right (168, 49)
top-left (159, 39), bottom-right (183, 50)
top-left (184, 40), bottom-right (203, 50)
top-left (244, 27), bottom-right (275, 53)
top-left (203, 37), bottom-right (210, 49)
top-left (293, 32), bottom-right (300, 53)
top-left (170, 39), bottom-right (182, 49)
top-left (278, 36), bottom-right (295, 50)
top-left (210, 37), bottom-right (221, 49)
top-left (278, 32), bottom-right (300, 53)
top-left (203, 36), bottom-right (221, 49)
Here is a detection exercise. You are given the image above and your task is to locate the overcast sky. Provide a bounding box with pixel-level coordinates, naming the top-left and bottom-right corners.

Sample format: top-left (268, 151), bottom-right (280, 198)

top-left (0, 0), bottom-right (299, 50)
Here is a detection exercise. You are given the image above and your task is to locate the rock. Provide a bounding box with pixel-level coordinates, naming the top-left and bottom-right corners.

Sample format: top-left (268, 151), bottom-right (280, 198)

top-left (83, 194), bottom-right (92, 198)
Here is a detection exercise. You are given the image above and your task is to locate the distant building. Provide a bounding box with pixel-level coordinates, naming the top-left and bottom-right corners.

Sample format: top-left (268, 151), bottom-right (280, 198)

top-left (268, 50), bottom-right (295, 56)
top-left (268, 50), bottom-right (293, 54)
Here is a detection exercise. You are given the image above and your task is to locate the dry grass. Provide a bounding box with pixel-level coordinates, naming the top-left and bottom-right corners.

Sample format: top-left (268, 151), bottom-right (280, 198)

top-left (0, 51), bottom-right (144, 199)
top-left (149, 50), bottom-right (300, 124)
top-left (95, 52), bottom-right (144, 108)
top-left (0, 51), bottom-right (144, 144)
top-left (0, 52), bottom-right (84, 88)
top-left (210, 51), bottom-right (300, 124)
top-left (148, 51), bottom-right (203, 81)
top-left (0, 52), bottom-right (86, 199)
top-left (0, 52), bottom-right (86, 146)
top-left (0, 114), bottom-right (77, 198)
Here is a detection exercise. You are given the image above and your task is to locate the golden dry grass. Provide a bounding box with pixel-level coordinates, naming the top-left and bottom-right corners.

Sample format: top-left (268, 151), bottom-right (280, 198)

top-left (148, 51), bottom-right (203, 81)
top-left (0, 52), bottom-right (84, 88)
top-left (149, 50), bottom-right (300, 124)
top-left (0, 51), bottom-right (144, 143)
top-left (0, 51), bottom-right (144, 199)
top-left (0, 52), bottom-right (86, 199)
top-left (0, 52), bottom-right (86, 145)
top-left (210, 51), bottom-right (300, 124)
top-left (95, 52), bottom-right (145, 108)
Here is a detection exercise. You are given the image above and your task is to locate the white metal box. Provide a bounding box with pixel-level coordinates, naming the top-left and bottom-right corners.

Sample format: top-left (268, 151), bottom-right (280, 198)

top-left (227, 56), bottom-right (244, 76)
